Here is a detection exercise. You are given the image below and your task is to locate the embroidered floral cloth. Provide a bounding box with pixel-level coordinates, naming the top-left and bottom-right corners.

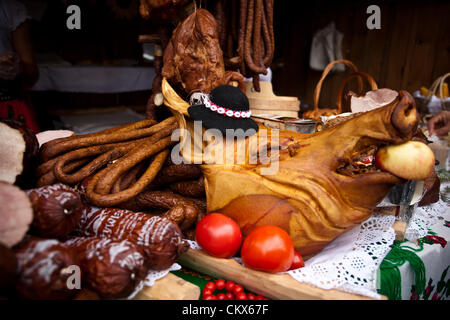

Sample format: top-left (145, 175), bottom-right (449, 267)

top-left (378, 204), bottom-right (450, 299)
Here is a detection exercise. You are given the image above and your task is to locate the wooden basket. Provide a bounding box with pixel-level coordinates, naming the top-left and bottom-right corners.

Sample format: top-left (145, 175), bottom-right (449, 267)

top-left (320, 71), bottom-right (378, 129)
top-left (336, 71), bottom-right (378, 112)
top-left (415, 73), bottom-right (450, 114)
top-left (303, 59), bottom-right (362, 121)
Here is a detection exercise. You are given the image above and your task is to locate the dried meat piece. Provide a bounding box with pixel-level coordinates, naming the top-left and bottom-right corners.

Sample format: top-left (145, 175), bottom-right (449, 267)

top-left (77, 207), bottom-right (188, 270)
top-left (26, 183), bottom-right (83, 240)
top-left (65, 237), bottom-right (148, 299)
top-left (162, 9), bottom-right (226, 94)
top-left (15, 237), bottom-right (79, 300)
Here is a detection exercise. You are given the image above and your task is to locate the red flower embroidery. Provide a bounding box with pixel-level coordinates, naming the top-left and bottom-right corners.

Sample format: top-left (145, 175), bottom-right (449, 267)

top-left (409, 290), bottom-right (420, 300)
top-left (425, 235), bottom-right (447, 248)
top-left (425, 284), bottom-right (434, 296)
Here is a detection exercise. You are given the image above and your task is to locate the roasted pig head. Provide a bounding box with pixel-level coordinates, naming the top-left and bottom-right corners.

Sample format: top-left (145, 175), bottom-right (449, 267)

top-left (162, 79), bottom-right (430, 256)
top-left (204, 90), bottom-right (423, 256)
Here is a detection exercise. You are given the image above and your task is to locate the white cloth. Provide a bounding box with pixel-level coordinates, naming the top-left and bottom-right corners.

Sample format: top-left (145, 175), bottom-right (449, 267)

top-left (59, 108), bottom-right (146, 134)
top-left (0, 0), bottom-right (29, 54)
top-left (405, 181), bottom-right (450, 241)
top-left (243, 67), bottom-right (272, 82)
top-left (32, 65), bottom-right (156, 93)
top-left (309, 22), bottom-right (344, 72)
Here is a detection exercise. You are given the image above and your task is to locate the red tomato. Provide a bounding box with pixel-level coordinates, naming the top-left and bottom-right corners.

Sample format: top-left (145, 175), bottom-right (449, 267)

top-left (236, 292), bottom-right (247, 300)
top-left (195, 213), bottom-right (242, 258)
top-left (204, 295), bottom-right (217, 300)
top-left (217, 293), bottom-right (226, 300)
top-left (289, 251), bottom-right (305, 270)
top-left (205, 282), bottom-right (216, 291)
top-left (241, 225), bottom-right (294, 273)
top-left (215, 279), bottom-right (226, 290)
top-left (225, 280), bottom-right (235, 292)
top-left (232, 285), bottom-right (243, 296)
top-left (202, 288), bottom-right (213, 298)
top-left (247, 293), bottom-right (256, 300)
top-left (225, 292), bottom-right (234, 300)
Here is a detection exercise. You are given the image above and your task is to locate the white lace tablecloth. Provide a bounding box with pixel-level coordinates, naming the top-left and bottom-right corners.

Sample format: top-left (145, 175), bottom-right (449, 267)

top-left (127, 263), bottom-right (182, 299)
top-left (186, 181), bottom-right (449, 300)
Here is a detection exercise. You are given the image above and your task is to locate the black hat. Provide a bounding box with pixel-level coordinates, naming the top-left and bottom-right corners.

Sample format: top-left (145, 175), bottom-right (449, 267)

top-left (188, 85), bottom-right (259, 137)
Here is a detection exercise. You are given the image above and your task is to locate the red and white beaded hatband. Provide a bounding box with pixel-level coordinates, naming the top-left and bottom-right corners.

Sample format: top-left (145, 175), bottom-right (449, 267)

top-left (203, 96), bottom-right (252, 118)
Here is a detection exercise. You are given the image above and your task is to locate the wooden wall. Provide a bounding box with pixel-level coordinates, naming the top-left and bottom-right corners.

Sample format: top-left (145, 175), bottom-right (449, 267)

top-left (271, 0), bottom-right (450, 113)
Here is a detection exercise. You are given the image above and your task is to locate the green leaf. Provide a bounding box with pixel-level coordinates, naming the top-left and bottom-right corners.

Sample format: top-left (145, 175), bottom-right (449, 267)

top-left (436, 169), bottom-right (450, 182)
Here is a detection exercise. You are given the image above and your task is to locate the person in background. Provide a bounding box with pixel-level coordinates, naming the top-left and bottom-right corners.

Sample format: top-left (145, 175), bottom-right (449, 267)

top-left (427, 110), bottom-right (450, 137)
top-left (0, 0), bottom-right (40, 133)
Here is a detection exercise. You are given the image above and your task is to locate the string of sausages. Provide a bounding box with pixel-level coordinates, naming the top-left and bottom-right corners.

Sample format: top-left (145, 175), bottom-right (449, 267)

top-left (35, 117), bottom-right (206, 235)
top-left (214, 0), bottom-right (274, 92)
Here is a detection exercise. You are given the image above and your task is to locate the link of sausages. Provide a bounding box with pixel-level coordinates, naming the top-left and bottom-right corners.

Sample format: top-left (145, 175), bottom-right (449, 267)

top-left (252, 0), bottom-right (263, 73)
top-left (239, 0), bottom-right (273, 88)
top-left (93, 123), bottom-right (178, 195)
top-left (163, 204), bottom-right (198, 231)
top-left (39, 119), bottom-right (157, 160)
top-left (215, 0), bottom-right (226, 49)
top-left (149, 162), bottom-right (202, 188)
top-left (264, 0), bottom-right (275, 64)
top-left (36, 153), bottom-right (95, 177)
top-left (40, 117), bottom-right (175, 161)
top-left (169, 177), bottom-right (205, 198)
top-left (122, 190), bottom-right (201, 231)
top-left (111, 161), bottom-right (148, 193)
top-left (244, 0), bottom-right (264, 74)
top-left (53, 143), bottom-right (134, 185)
top-left (261, 2), bottom-right (273, 65)
top-left (36, 135), bottom-right (150, 180)
top-left (238, 0), bottom-right (248, 75)
top-left (36, 157), bottom-right (92, 187)
top-left (53, 124), bottom-right (174, 187)
top-left (86, 147), bottom-right (171, 207)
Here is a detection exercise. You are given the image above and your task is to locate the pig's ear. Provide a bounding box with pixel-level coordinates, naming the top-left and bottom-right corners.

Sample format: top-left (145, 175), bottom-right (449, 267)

top-left (350, 88), bottom-right (398, 113)
top-left (391, 90), bottom-right (419, 139)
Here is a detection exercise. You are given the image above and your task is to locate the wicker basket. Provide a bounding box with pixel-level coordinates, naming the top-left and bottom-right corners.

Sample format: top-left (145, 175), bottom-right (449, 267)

top-left (415, 73), bottom-right (450, 115)
top-left (303, 59), bottom-right (367, 121)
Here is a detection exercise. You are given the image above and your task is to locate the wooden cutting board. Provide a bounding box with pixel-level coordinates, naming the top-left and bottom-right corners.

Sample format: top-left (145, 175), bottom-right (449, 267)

top-left (178, 249), bottom-right (385, 300)
top-left (246, 81), bottom-right (300, 115)
top-left (133, 273), bottom-right (200, 300)
top-left (74, 273), bottom-right (200, 300)
top-left (251, 109), bottom-right (299, 118)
